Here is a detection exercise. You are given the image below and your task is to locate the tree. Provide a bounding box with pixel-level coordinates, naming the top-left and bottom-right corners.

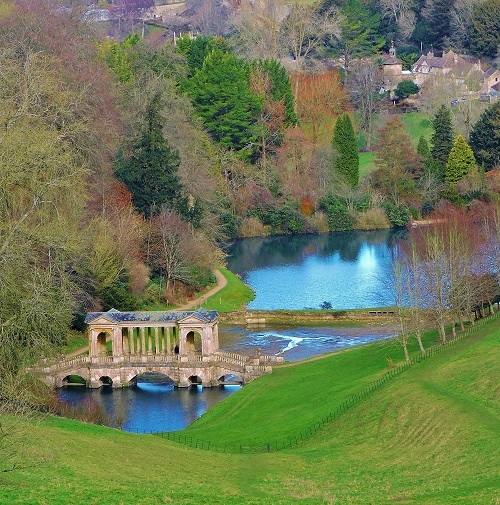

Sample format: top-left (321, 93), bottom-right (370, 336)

top-left (115, 97), bottom-right (183, 217)
top-left (394, 80), bottom-right (419, 100)
top-left (229, 0), bottom-right (286, 60)
top-left (470, 101), bottom-right (500, 170)
top-left (280, 3), bottom-right (341, 104)
top-left (469, 0), bottom-right (500, 58)
top-left (328, 0), bottom-right (384, 73)
top-left (425, 0), bottom-right (453, 48)
top-left (332, 113), bottom-right (359, 188)
top-left (431, 105), bottom-right (454, 181)
top-left (445, 135), bottom-right (478, 185)
top-left (372, 116), bottom-right (422, 207)
top-left (186, 50), bottom-right (261, 159)
top-left (348, 58), bottom-right (385, 150)
top-left (296, 71), bottom-right (350, 143)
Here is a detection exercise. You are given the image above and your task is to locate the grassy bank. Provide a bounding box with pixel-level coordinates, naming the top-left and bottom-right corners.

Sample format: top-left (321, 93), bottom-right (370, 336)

top-left (2, 316), bottom-right (498, 504)
top-left (201, 267), bottom-right (255, 313)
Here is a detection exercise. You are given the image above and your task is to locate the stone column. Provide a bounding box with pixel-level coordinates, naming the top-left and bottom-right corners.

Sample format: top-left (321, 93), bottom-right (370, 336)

top-left (122, 329), bottom-right (129, 354)
top-left (147, 328), bottom-right (153, 355)
top-left (166, 327), bottom-right (171, 354)
top-left (89, 329), bottom-right (97, 358)
top-left (129, 327), bottom-right (135, 355)
top-left (178, 327), bottom-right (187, 355)
top-left (112, 326), bottom-right (123, 362)
top-left (141, 327), bottom-right (146, 356)
top-left (154, 327), bottom-right (159, 355)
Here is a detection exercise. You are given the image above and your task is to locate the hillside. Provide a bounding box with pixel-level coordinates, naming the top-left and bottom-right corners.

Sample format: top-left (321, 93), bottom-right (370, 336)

top-left (2, 318), bottom-right (498, 504)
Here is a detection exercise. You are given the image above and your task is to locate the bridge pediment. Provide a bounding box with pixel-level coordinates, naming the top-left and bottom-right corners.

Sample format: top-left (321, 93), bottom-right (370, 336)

top-left (88, 315), bottom-right (117, 326)
top-left (178, 315), bottom-right (210, 325)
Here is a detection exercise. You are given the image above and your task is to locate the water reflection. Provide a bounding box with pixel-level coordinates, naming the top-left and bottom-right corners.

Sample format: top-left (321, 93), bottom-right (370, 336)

top-left (227, 230), bottom-right (400, 310)
top-left (58, 383), bottom-right (241, 433)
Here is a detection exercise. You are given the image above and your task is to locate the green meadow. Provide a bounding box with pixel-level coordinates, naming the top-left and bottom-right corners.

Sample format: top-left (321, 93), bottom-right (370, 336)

top-left (2, 318), bottom-right (498, 505)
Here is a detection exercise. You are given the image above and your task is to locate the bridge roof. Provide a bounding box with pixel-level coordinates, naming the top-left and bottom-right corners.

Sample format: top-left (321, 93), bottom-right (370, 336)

top-left (84, 308), bottom-right (217, 325)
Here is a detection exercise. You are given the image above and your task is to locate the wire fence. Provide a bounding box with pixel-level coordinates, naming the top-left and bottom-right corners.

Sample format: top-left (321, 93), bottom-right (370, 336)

top-left (149, 312), bottom-right (499, 453)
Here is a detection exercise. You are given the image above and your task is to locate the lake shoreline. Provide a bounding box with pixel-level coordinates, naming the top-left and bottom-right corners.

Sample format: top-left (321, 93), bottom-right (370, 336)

top-left (220, 308), bottom-right (398, 325)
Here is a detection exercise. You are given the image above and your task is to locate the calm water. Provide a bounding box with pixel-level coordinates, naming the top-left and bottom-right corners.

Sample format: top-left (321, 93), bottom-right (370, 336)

top-left (58, 383), bottom-right (241, 433)
top-left (60, 231), bottom-right (401, 432)
top-left (227, 230), bottom-right (400, 310)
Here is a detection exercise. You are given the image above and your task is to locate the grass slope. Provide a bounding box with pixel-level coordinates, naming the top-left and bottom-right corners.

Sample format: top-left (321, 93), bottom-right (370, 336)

top-left (201, 267), bottom-right (255, 312)
top-left (2, 320), bottom-right (498, 504)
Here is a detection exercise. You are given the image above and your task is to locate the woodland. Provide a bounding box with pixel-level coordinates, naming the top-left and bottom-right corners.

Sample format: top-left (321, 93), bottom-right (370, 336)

top-left (0, 0), bottom-right (500, 429)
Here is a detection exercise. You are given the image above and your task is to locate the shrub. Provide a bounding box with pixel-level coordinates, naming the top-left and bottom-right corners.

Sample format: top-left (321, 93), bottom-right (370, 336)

top-left (238, 217), bottom-right (269, 237)
top-left (319, 194), bottom-right (353, 231)
top-left (354, 207), bottom-right (391, 230)
top-left (382, 202), bottom-right (411, 227)
top-left (306, 211), bottom-right (330, 233)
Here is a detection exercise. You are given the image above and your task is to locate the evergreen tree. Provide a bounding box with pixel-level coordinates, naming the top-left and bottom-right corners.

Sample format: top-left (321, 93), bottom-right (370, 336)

top-left (445, 135), bottom-right (477, 185)
top-left (186, 50), bottom-right (261, 159)
top-left (425, 0), bottom-right (452, 48)
top-left (469, 0), bottom-right (500, 58)
top-left (431, 105), bottom-right (454, 181)
top-left (417, 135), bottom-right (433, 173)
top-left (115, 97), bottom-right (182, 217)
top-left (326, 0), bottom-right (384, 73)
top-left (256, 59), bottom-right (297, 127)
top-left (332, 113), bottom-right (359, 187)
top-left (470, 101), bottom-right (500, 171)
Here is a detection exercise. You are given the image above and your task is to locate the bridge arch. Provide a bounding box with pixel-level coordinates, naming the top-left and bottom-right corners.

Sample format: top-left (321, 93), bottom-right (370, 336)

top-left (99, 376), bottom-right (113, 387)
top-left (188, 375), bottom-right (203, 385)
top-left (62, 374), bottom-right (87, 386)
top-left (217, 373), bottom-right (244, 386)
top-left (130, 371), bottom-right (175, 387)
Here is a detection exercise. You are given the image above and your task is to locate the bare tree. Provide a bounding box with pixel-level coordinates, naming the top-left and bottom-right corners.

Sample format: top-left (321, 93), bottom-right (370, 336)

top-left (229, 0), bottom-right (288, 60)
top-left (348, 59), bottom-right (384, 150)
top-left (280, 3), bottom-right (341, 105)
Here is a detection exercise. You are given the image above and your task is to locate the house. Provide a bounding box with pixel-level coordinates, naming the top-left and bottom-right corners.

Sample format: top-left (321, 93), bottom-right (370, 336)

top-left (483, 68), bottom-right (500, 94)
top-left (411, 50), bottom-right (483, 87)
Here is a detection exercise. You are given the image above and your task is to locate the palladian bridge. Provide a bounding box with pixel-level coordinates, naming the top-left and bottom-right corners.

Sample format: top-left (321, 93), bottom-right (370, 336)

top-left (36, 308), bottom-right (282, 389)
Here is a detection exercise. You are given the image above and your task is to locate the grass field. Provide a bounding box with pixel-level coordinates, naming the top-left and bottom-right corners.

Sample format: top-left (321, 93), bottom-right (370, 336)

top-left (2, 316), bottom-right (498, 504)
top-left (200, 267), bottom-right (255, 312)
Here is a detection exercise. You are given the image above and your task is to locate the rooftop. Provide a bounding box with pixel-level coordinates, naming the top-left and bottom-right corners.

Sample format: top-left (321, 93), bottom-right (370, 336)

top-left (85, 308), bottom-right (218, 324)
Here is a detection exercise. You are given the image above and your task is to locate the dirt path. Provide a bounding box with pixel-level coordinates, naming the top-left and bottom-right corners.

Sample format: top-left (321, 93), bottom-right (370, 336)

top-left (176, 269), bottom-right (227, 310)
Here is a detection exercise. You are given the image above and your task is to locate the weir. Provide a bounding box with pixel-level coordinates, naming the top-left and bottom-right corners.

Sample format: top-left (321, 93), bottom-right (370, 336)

top-left (34, 308), bottom-right (282, 388)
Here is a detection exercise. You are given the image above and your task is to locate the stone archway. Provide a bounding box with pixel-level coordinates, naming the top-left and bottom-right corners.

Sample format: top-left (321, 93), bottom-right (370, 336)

top-left (185, 330), bottom-right (202, 354)
top-left (96, 332), bottom-right (109, 355)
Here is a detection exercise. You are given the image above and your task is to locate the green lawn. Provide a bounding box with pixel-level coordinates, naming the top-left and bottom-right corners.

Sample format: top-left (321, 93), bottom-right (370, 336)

top-left (201, 267), bottom-right (255, 312)
top-left (2, 318), bottom-right (498, 504)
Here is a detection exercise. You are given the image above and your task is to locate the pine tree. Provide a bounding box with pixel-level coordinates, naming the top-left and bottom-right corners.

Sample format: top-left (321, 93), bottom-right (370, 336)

top-left (431, 105), bottom-right (454, 181)
top-left (332, 113), bottom-right (359, 188)
top-left (445, 135), bottom-right (477, 185)
top-left (470, 101), bottom-right (500, 170)
top-left (115, 97), bottom-right (182, 217)
top-left (417, 135), bottom-right (433, 174)
top-left (186, 50), bottom-right (261, 159)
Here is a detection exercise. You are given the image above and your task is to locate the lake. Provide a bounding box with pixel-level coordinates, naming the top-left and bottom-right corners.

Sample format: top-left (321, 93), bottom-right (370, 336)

top-left (59, 230), bottom-right (401, 433)
top-left (226, 230), bottom-right (400, 310)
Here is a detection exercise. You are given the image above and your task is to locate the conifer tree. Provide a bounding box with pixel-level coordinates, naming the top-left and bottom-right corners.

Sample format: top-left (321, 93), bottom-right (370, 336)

top-left (470, 101), bottom-right (500, 171)
top-left (445, 135), bottom-right (477, 185)
top-left (332, 113), bottom-right (359, 188)
top-left (417, 135), bottom-right (433, 173)
top-left (115, 97), bottom-right (182, 217)
top-left (431, 105), bottom-right (454, 181)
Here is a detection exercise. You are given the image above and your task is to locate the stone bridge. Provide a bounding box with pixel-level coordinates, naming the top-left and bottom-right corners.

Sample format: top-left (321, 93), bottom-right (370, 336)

top-left (35, 308), bottom-right (282, 388)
